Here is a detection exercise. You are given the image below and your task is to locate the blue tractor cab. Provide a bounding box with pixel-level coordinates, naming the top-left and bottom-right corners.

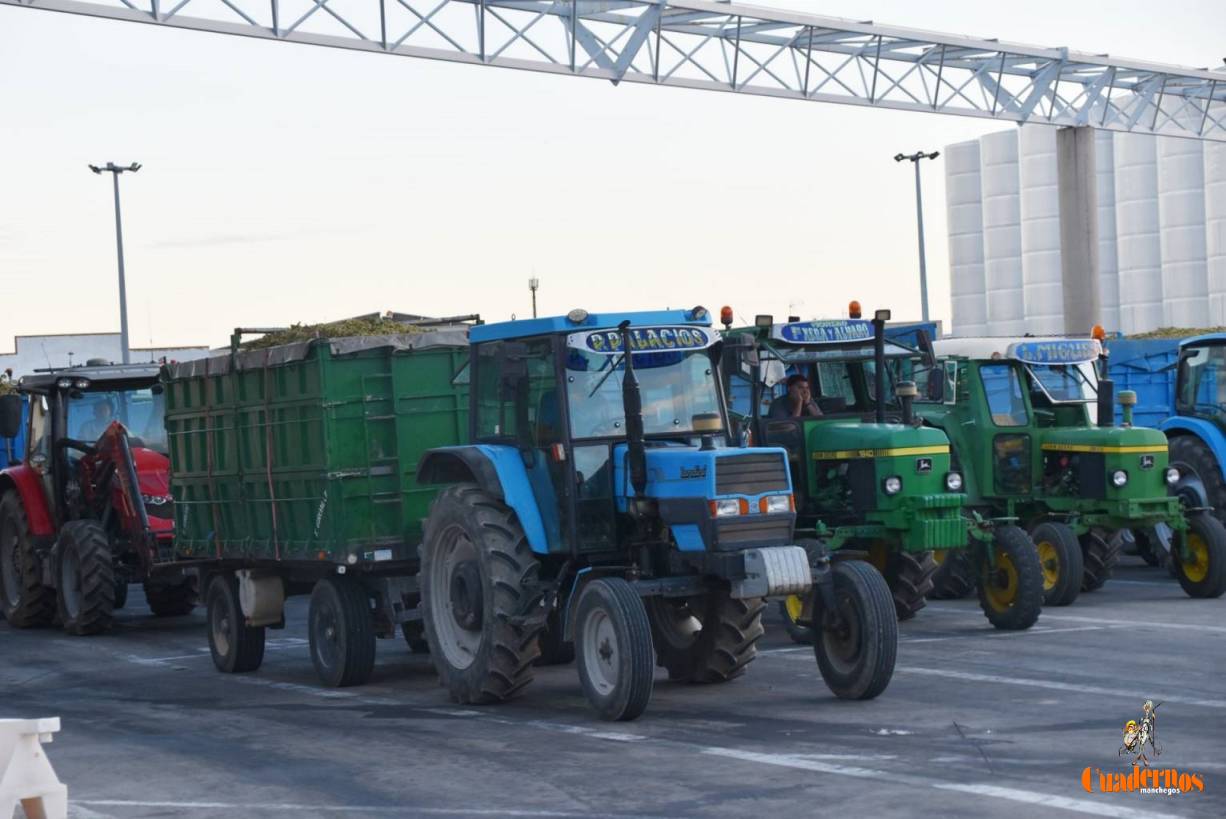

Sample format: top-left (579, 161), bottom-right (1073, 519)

top-left (417, 308), bottom-right (897, 720)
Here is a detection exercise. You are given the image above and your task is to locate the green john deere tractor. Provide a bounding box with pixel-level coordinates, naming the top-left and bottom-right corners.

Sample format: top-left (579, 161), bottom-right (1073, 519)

top-left (916, 336), bottom-right (1226, 603)
top-left (724, 309), bottom-right (1043, 639)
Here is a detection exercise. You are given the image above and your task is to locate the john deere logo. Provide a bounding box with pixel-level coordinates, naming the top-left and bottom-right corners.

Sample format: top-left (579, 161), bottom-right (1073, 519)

top-left (1140, 455), bottom-right (1155, 470)
top-left (916, 458), bottom-right (933, 474)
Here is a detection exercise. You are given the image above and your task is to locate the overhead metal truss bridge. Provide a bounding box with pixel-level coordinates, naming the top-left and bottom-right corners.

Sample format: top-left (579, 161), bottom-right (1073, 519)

top-left (4, 0), bottom-right (1224, 141)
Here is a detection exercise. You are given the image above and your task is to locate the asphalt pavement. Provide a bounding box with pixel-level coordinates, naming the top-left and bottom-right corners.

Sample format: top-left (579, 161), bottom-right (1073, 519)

top-left (3, 556), bottom-right (1224, 819)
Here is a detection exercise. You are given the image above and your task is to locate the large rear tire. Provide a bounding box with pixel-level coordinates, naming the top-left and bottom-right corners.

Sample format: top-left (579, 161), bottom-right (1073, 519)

top-left (206, 574), bottom-right (266, 673)
top-left (884, 551), bottom-right (938, 620)
top-left (145, 578), bottom-right (197, 617)
top-left (647, 591), bottom-right (764, 683)
top-left (309, 576), bottom-right (377, 687)
top-left (1174, 513), bottom-right (1226, 599)
top-left (55, 520), bottom-right (115, 636)
top-left (420, 484), bottom-right (543, 704)
top-left (1169, 435), bottom-right (1226, 527)
top-left (0, 491), bottom-right (55, 628)
top-left (575, 577), bottom-right (654, 721)
top-left (927, 548), bottom-right (976, 600)
top-left (1132, 528), bottom-right (1163, 567)
top-left (976, 525), bottom-right (1043, 631)
top-left (1079, 531), bottom-right (1120, 592)
top-left (813, 561), bottom-right (897, 700)
top-left (1031, 521), bottom-right (1083, 607)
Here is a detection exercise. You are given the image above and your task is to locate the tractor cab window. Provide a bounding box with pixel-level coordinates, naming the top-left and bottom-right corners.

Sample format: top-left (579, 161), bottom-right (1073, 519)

top-left (1026, 363), bottom-right (1097, 405)
top-left (1178, 344), bottom-right (1226, 421)
top-left (66, 387), bottom-right (168, 452)
top-left (474, 339), bottom-right (560, 447)
top-left (980, 363), bottom-right (1028, 427)
top-left (815, 361), bottom-right (856, 412)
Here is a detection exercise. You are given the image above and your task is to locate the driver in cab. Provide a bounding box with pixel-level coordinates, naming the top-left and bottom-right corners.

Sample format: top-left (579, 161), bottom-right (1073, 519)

top-left (769, 374), bottom-right (822, 419)
top-left (77, 400), bottom-right (115, 441)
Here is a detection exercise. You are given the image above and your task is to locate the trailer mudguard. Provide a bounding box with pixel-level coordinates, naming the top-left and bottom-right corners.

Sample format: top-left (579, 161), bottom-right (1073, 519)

top-left (1160, 417), bottom-right (1226, 483)
top-left (0, 465), bottom-right (54, 537)
top-left (417, 445), bottom-right (551, 554)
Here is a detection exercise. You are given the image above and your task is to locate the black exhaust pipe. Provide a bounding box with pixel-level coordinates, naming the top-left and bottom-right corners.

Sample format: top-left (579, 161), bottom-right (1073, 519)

top-left (872, 310), bottom-right (890, 424)
top-left (1098, 378), bottom-right (1115, 428)
top-left (618, 321), bottom-right (648, 497)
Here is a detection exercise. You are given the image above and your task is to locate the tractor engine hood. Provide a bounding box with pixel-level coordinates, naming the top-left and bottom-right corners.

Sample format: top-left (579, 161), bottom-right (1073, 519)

top-left (1039, 426), bottom-right (1168, 464)
top-left (130, 447), bottom-right (174, 531)
top-left (1039, 426), bottom-right (1171, 502)
top-left (807, 421), bottom-right (952, 466)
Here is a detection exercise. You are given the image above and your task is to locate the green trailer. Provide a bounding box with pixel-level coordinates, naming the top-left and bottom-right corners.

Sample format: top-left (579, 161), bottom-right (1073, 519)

top-left (161, 329), bottom-right (469, 686)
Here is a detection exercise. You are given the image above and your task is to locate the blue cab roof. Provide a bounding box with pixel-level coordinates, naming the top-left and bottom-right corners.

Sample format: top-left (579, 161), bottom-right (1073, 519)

top-left (1180, 333), bottom-right (1226, 348)
top-left (470, 309), bottom-right (713, 343)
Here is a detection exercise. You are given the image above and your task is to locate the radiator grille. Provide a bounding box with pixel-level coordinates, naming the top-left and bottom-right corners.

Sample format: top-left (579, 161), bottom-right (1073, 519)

top-left (716, 516), bottom-right (793, 551)
top-left (715, 453), bottom-right (789, 496)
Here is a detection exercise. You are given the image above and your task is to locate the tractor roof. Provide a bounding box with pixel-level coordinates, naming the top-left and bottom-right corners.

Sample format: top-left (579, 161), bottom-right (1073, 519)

top-left (18, 362), bottom-right (163, 391)
top-left (934, 337), bottom-right (1101, 364)
top-left (1179, 332), bottom-right (1226, 348)
top-left (470, 309), bottom-right (713, 344)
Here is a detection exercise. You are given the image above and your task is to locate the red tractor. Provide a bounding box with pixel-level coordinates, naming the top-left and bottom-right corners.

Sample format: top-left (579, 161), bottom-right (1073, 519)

top-left (0, 361), bottom-right (194, 635)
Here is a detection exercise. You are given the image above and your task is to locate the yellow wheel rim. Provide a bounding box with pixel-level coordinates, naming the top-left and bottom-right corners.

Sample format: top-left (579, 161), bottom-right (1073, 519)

top-left (1037, 540), bottom-right (1060, 591)
top-left (983, 551), bottom-right (1019, 613)
top-left (1182, 533), bottom-right (1210, 584)
top-left (784, 594), bottom-right (805, 624)
top-left (932, 549), bottom-right (948, 566)
top-left (867, 541), bottom-right (890, 573)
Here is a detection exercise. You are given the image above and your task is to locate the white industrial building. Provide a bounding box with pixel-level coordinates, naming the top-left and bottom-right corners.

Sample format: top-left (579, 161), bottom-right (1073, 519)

top-left (0, 332), bottom-right (209, 379)
top-left (945, 126), bottom-right (1226, 336)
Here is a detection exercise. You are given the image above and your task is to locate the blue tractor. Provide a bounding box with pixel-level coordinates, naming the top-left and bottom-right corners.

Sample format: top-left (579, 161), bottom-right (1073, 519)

top-left (416, 308), bottom-right (898, 720)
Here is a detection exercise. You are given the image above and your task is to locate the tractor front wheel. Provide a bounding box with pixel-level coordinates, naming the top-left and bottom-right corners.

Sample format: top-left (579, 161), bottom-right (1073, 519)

top-left (812, 561), bottom-right (897, 700)
top-left (55, 520), bottom-right (115, 636)
top-left (976, 525), bottom-right (1043, 631)
top-left (206, 574), bottom-right (266, 673)
top-left (1174, 514), bottom-right (1226, 599)
top-left (420, 484), bottom-right (543, 704)
top-left (1079, 531), bottom-right (1121, 592)
top-left (647, 591), bottom-right (764, 683)
top-left (927, 548), bottom-right (976, 600)
top-left (575, 577), bottom-right (654, 721)
top-left (0, 492), bottom-right (55, 628)
top-left (309, 576), bottom-right (377, 687)
top-left (1031, 521), bottom-right (1083, 606)
top-left (778, 595), bottom-right (814, 645)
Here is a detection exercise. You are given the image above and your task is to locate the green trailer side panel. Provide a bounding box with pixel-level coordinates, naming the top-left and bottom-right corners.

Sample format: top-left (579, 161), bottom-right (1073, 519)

top-left (163, 337), bottom-right (468, 565)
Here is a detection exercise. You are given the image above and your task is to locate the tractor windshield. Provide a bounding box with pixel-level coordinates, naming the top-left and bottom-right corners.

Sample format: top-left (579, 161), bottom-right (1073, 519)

top-left (566, 346), bottom-right (723, 439)
top-left (1025, 362), bottom-right (1098, 403)
top-left (67, 386), bottom-right (167, 451)
top-left (1178, 344), bottom-right (1226, 420)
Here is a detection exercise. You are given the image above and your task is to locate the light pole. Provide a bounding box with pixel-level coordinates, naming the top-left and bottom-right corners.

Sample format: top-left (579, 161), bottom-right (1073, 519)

top-left (528, 277), bottom-right (539, 319)
top-left (894, 150), bottom-right (939, 323)
top-left (89, 162), bottom-right (142, 364)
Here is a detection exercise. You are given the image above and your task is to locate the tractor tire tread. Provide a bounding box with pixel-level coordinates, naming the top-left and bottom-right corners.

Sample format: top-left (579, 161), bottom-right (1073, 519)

top-left (57, 520), bottom-right (114, 636)
top-left (0, 492), bottom-right (55, 627)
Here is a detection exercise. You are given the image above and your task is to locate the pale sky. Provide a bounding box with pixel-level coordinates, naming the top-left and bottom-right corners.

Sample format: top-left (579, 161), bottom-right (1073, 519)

top-left (2, 0), bottom-right (1224, 349)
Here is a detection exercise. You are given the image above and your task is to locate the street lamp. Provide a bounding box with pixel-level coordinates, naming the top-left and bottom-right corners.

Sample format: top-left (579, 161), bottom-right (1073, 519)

top-left (894, 150), bottom-right (939, 323)
top-left (528, 277), bottom-right (540, 319)
top-left (89, 161), bottom-right (142, 364)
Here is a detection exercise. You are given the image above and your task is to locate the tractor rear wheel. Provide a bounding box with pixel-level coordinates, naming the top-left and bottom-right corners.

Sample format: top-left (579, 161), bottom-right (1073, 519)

top-left (1079, 531), bottom-right (1121, 592)
top-left (927, 548), bottom-right (976, 600)
top-left (975, 525), bottom-right (1043, 631)
top-left (647, 591), bottom-right (764, 683)
top-left (144, 578), bottom-right (197, 617)
top-left (1132, 528), bottom-right (1164, 567)
top-left (885, 551), bottom-right (938, 620)
top-left (1173, 513), bottom-right (1226, 599)
top-left (55, 520), bottom-right (115, 636)
top-left (575, 577), bottom-right (654, 721)
top-left (420, 484), bottom-right (543, 704)
top-left (0, 491), bottom-right (54, 628)
top-left (1169, 435), bottom-right (1226, 527)
top-left (777, 595), bottom-right (814, 645)
top-left (1031, 521), bottom-right (1083, 606)
top-left (309, 576), bottom-right (377, 687)
top-left (812, 560), bottom-right (897, 700)
top-left (206, 573), bottom-right (265, 673)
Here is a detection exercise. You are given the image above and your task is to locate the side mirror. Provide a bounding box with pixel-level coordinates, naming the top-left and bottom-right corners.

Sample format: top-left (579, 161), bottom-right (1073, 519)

top-left (916, 329), bottom-right (937, 369)
top-left (0, 394), bottom-right (22, 439)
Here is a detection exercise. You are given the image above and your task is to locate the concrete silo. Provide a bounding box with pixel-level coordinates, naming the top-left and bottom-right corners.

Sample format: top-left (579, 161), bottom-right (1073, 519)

top-left (1113, 133), bottom-right (1165, 334)
top-left (945, 139), bottom-right (988, 335)
top-left (980, 130), bottom-right (1025, 335)
top-left (1205, 142), bottom-right (1226, 325)
top-left (1157, 138), bottom-right (1210, 327)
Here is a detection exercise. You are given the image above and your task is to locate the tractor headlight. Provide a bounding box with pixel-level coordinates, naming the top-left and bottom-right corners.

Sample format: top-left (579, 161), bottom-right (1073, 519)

top-left (945, 472), bottom-right (964, 492)
top-left (761, 494), bottom-right (791, 514)
top-left (711, 498), bottom-right (742, 518)
top-left (883, 476), bottom-right (903, 495)
top-left (1164, 467), bottom-right (1180, 486)
top-left (73, 378), bottom-right (90, 389)
top-left (56, 377), bottom-right (72, 388)
top-left (1111, 470), bottom-right (1129, 488)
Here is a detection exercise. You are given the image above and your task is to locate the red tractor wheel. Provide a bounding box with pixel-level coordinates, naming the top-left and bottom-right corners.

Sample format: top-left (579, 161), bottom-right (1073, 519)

top-left (0, 492), bottom-right (55, 628)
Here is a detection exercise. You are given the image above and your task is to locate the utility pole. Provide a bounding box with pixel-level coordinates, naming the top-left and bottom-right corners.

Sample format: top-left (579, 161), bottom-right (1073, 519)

top-left (894, 150), bottom-right (939, 323)
top-left (528, 277), bottom-right (539, 318)
top-left (89, 162), bottom-right (142, 364)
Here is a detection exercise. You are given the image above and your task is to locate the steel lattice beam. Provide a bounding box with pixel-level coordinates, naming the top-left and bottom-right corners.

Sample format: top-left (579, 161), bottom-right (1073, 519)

top-left (4, 0), bottom-right (1225, 141)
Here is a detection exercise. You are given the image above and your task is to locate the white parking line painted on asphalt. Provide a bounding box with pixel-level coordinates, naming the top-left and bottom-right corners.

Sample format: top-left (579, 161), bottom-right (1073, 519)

top-left (903, 625), bottom-right (1110, 643)
top-left (74, 801), bottom-right (654, 817)
top-left (922, 605), bottom-right (1226, 634)
top-left (703, 748), bottom-right (1183, 819)
top-left (897, 667), bottom-right (1226, 709)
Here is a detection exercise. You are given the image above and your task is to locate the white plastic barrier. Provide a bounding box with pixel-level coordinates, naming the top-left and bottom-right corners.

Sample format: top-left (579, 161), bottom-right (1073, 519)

top-left (0, 718), bottom-right (67, 819)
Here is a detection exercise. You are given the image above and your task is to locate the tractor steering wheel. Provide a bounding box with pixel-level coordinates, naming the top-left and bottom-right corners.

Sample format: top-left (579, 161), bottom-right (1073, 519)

top-left (56, 438), bottom-right (98, 459)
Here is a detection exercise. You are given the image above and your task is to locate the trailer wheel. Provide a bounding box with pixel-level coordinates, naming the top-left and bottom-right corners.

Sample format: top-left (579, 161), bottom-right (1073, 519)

top-left (976, 525), bottom-right (1042, 631)
top-left (927, 548), bottom-right (976, 600)
top-left (647, 591), bottom-right (764, 683)
top-left (420, 484), bottom-right (542, 704)
top-left (144, 578), bottom-right (197, 617)
top-left (535, 608), bottom-right (575, 666)
top-left (0, 491), bottom-right (55, 628)
top-left (55, 521), bottom-right (115, 636)
top-left (1169, 435), bottom-right (1226, 527)
top-left (813, 560), bottom-right (897, 700)
top-left (1079, 531), bottom-right (1121, 592)
top-left (206, 574), bottom-right (265, 673)
top-left (402, 622), bottom-right (430, 654)
top-left (575, 577), bottom-right (654, 721)
top-left (778, 595), bottom-right (814, 645)
top-left (309, 577), bottom-right (377, 687)
top-left (1031, 521), bottom-right (1083, 606)
top-left (1174, 513), bottom-right (1226, 599)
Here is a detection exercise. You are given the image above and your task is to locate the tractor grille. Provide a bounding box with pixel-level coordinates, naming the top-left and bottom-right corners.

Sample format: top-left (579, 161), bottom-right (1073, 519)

top-left (715, 516), bottom-right (794, 551)
top-left (715, 453), bottom-right (789, 496)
